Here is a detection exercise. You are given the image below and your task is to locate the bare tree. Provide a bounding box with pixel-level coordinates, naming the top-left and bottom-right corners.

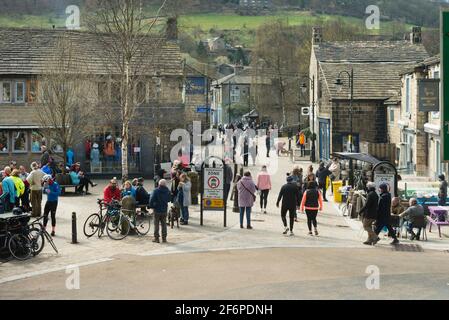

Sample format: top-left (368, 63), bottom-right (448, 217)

top-left (85, 0), bottom-right (169, 181)
top-left (37, 34), bottom-right (96, 164)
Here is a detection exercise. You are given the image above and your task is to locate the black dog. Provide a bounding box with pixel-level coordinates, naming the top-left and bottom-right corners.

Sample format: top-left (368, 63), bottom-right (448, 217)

top-left (168, 206), bottom-right (180, 229)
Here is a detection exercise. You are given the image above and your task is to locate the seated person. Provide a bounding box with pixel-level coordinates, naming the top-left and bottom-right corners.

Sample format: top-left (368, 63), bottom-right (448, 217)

top-left (135, 177), bottom-right (150, 212)
top-left (41, 163), bottom-right (53, 175)
top-left (121, 180), bottom-right (136, 199)
top-left (103, 179), bottom-right (121, 204)
top-left (399, 198), bottom-right (425, 240)
top-left (77, 171), bottom-right (97, 195)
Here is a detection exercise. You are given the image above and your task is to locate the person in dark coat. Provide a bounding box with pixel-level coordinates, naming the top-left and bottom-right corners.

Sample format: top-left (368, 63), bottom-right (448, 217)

top-left (315, 162), bottom-right (331, 201)
top-left (135, 177), bottom-right (150, 213)
top-left (358, 182), bottom-right (379, 245)
top-left (224, 162), bottom-right (233, 204)
top-left (149, 179), bottom-right (170, 243)
top-left (276, 175), bottom-right (301, 236)
top-left (374, 183), bottom-right (399, 245)
top-left (438, 174), bottom-right (448, 206)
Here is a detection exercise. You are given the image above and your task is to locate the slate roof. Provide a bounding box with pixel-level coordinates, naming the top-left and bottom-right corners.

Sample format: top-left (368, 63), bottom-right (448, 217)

top-left (314, 41), bottom-right (429, 63)
top-left (0, 28), bottom-right (183, 76)
top-left (320, 62), bottom-right (416, 101)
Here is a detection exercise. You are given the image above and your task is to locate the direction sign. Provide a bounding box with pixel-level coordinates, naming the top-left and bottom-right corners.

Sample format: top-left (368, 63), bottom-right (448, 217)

top-left (196, 106), bottom-right (211, 113)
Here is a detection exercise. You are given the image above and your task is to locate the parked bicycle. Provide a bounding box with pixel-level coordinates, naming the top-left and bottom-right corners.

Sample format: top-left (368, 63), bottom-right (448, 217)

top-left (83, 199), bottom-right (112, 238)
top-left (0, 214), bottom-right (32, 261)
top-left (106, 203), bottom-right (151, 240)
top-left (28, 216), bottom-right (58, 255)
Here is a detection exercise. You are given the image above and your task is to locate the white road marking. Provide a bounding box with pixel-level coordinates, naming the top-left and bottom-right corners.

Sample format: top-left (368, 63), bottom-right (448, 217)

top-left (0, 258), bottom-right (114, 285)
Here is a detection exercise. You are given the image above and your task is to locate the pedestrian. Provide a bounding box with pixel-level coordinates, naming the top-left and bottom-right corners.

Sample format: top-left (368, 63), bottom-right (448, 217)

top-left (298, 131), bottom-right (306, 157)
top-left (42, 174), bottom-right (61, 236)
top-left (300, 181), bottom-right (323, 236)
top-left (243, 136), bottom-right (249, 167)
top-left (291, 166), bottom-right (303, 221)
top-left (103, 178), bottom-right (121, 204)
top-left (316, 162), bottom-right (331, 202)
top-left (1, 166), bottom-right (16, 212)
top-left (357, 182), bottom-right (379, 245)
top-left (249, 136), bottom-right (257, 166)
top-left (328, 158), bottom-right (341, 195)
top-left (374, 183), bottom-right (399, 245)
top-left (135, 177), bottom-right (150, 213)
top-left (277, 175), bottom-right (301, 236)
top-left (40, 145), bottom-right (50, 167)
top-left (178, 173), bottom-right (192, 225)
top-left (256, 165), bottom-right (271, 214)
top-left (18, 165), bottom-right (30, 212)
top-left (265, 130), bottom-right (271, 158)
top-left (399, 198), bottom-right (425, 240)
top-left (438, 174), bottom-right (448, 206)
top-left (230, 174), bottom-right (241, 210)
top-left (149, 179), bottom-right (170, 243)
top-left (224, 160), bottom-right (233, 204)
top-left (10, 169), bottom-right (25, 208)
top-left (27, 162), bottom-right (45, 217)
top-left (121, 180), bottom-right (136, 198)
top-left (237, 171), bottom-right (256, 229)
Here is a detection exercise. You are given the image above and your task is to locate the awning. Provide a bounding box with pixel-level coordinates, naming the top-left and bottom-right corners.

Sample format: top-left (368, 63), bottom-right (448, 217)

top-left (424, 123), bottom-right (440, 135)
top-left (332, 152), bottom-right (382, 165)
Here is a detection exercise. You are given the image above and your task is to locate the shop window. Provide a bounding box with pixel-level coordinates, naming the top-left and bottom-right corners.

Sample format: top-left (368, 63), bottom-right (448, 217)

top-left (16, 81), bottom-right (25, 103)
top-left (0, 131), bottom-right (8, 153)
top-left (31, 131), bottom-right (44, 153)
top-left (2, 82), bottom-right (11, 103)
top-left (12, 131), bottom-right (27, 152)
top-left (49, 139), bottom-right (63, 153)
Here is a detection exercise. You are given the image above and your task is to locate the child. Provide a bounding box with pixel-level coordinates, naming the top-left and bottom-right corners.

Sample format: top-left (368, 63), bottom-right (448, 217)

top-left (43, 175), bottom-right (61, 236)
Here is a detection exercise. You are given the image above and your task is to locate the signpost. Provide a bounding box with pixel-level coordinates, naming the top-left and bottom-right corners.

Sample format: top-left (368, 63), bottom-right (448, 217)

top-left (200, 157), bottom-right (227, 227)
top-left (441, 10), bottom-right (449, 161)
top-left (418, 79), bottom-right (440, 112)
top-left (196, 106), bottom-right (211, 113)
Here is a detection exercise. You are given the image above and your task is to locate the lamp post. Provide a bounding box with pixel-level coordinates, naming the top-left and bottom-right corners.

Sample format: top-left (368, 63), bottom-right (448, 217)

top-left (335, 67), bottom-right (355, 187)
top-left (300, 75), bottom-right (316, 163)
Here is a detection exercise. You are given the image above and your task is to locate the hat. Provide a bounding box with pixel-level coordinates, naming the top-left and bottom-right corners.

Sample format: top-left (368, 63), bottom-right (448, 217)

top-left (43, 174), bottom-right (53, 182)
top-left (286, 176), bottom-right (294, 183)
top-left (93, 143), bottom-right (99, 148)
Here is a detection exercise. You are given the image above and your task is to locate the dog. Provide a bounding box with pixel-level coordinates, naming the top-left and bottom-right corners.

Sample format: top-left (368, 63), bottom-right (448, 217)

top-left (168, 205), bottom-right (180, 229)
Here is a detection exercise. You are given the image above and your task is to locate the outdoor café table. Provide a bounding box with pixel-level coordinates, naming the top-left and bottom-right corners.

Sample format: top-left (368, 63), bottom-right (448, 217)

top-left (427, 206), bottom-right (449, 238)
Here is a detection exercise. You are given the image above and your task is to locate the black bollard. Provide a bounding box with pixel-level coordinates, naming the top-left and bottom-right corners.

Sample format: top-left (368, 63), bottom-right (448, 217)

top-left (71, 212), bottom-right (78, 244)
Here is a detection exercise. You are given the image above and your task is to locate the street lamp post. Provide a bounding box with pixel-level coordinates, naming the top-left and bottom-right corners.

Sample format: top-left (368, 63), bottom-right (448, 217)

top-left (335, 67), bottom-right (355, 187)
top-left (300, 75), bottom-right (316, 163)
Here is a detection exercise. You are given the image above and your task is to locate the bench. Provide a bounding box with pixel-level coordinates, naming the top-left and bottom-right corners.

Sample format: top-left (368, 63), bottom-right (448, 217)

top-left (59, 184), bottom-right (79, 195)
top-left (427, 206), bottom-right (449, 238)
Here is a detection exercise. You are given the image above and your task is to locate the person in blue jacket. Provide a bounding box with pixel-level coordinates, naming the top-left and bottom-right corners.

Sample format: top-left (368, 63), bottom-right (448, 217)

top-left (149, 179), bottom-right (170, 243)
top-left (1, 166), bottom-right (16, 212)
top-left (121, 180), bottom-right (136, 199)
top-left (42, 175), bottom-right (61, 236)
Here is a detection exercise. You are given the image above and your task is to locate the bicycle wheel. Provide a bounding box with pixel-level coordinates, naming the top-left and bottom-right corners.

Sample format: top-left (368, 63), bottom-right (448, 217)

top-left (134, 212), bottom-right (151, 236)
top-left (83, 213), bottom-right (101, 238)
top-left (98, 216), bottom-right (107, 238)
top-left (29, 228), bottom-right (45, 256)
top-left (43, 231), bottom-right (58, 254)
top-left (9, 234), bottom-right (32, 261)
top-left (106, 214), bottom-right (130, 240)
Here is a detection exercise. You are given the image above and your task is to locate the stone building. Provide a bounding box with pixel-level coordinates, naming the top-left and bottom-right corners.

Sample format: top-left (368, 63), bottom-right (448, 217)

top-left (309, 27), bottom-right (429, 161)
top-left (0, 27), bottom-right (185, 177)
top-left (387, 55), bottom-right (445, 178)
top-left (183, 64), bottom-right (211, 130)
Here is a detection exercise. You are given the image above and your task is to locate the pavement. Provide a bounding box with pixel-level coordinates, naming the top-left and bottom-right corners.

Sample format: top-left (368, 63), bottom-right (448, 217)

top-left (2, 142), bottom-right (449, 299)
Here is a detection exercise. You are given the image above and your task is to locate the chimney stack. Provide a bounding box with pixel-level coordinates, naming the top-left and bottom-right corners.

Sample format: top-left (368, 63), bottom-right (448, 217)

top-left (410, 26), bottom-right (422, 44)
top-left (312, 27), bottom-right (323, 45)
top-left (166, 17), bottom-right (178, 41)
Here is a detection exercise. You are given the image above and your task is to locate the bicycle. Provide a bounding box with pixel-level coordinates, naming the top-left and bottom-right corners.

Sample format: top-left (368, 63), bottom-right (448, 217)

top-left (106, 205), bottom-right (151, 240)
top-left (84, 199), bottom-right (127, 239)
top-left (0, 216), bottom-right (32, 261)
top-left (28, 216), bottom-right (58, 254)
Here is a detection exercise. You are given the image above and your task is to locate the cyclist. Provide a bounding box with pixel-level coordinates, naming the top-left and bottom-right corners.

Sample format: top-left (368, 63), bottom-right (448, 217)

top-left (103, 178), bottom-right (121, 204)
top-left (42, 174), bottom-right (61, 236)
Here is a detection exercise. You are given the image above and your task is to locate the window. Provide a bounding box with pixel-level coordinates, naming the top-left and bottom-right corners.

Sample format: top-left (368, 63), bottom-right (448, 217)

top-left (405, 76), bottom-right (410, 114)
top-left (12, 131), bottom-right (27, 152)
top-left (389, 108), bottom-right (394, 123)
top-left (433, 71), bottom-right (440, 79)
top-left (31, 131), bottom-right (44, 153)
top-left (230, 87), bottom-right (240, 103)
top-left (2, 82), bottom-right (11, 102)
top-left (111, 82), bottom-right (121, 103)
top-left (0, 131), bottom-right (8, 153)
top-left (15, 81), bottom-right (25, 103)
